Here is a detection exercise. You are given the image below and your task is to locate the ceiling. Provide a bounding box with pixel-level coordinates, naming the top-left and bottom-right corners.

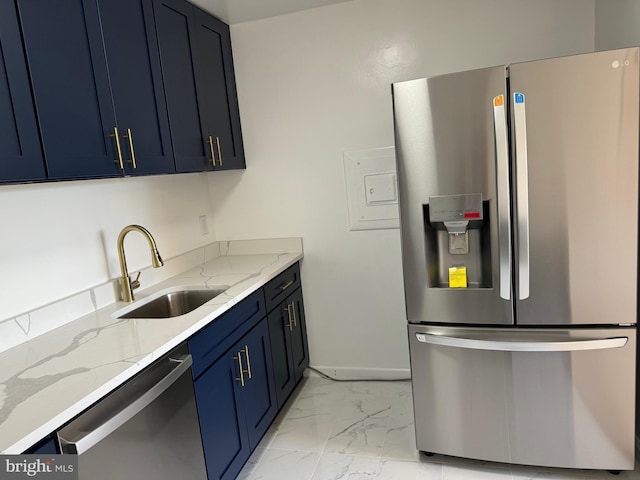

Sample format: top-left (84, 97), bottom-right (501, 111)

top-left (189, 0), bottom-right (352, 24)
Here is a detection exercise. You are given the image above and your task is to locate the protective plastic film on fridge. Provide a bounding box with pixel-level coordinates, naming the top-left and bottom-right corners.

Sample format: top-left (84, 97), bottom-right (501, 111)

top-left (392, 47), bottom-right (639, 471)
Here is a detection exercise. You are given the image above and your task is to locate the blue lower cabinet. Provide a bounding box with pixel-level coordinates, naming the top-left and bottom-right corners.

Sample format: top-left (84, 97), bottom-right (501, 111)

top-left (193, 317), bottom-right (277, 480)
top-left (267, 304), bottom-right (296, 408)
top-left (267, 287), bottom-right (309, 409)
top-left (194, 350), bottom-right (250, 480)
top-left (237, 318), bottom-right (277, 450)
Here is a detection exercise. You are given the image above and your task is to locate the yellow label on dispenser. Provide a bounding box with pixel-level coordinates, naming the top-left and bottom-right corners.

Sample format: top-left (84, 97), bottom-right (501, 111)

top-left (449, 266), bottom-right (467, 288)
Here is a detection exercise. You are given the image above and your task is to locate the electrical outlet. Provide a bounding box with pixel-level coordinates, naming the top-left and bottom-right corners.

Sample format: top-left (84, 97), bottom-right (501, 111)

top-left (198, 215), bottom-right (209, 235)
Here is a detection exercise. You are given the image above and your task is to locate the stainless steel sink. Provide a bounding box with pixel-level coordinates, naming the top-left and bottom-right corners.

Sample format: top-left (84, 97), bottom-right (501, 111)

top-left (117, 288), bottom-right (227, 319)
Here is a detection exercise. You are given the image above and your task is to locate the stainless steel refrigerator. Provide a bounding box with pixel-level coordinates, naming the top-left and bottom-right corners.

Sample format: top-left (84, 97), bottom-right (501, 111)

top-left (392, 47), bottom-right (639, 471)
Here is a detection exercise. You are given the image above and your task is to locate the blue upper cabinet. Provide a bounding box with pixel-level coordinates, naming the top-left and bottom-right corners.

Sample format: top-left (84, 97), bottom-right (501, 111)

top-left (154, 0), bottom-right (245, 173)
top-left (0, 0), bottom-right (46, 182)
top-left (154, 0), bottom-right (210, 173)
top-left (17, 0), bottom-right (121, 180)
top-left (193, 8), bottom-right (245, 171)
top-left (97, 0), bottom-right (175, 176)
top-left (4, 0), bottom-right (242, 183)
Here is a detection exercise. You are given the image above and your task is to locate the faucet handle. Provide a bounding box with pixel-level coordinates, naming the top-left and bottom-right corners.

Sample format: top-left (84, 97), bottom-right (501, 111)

top-left (130, 271), bottom-right (141, 290)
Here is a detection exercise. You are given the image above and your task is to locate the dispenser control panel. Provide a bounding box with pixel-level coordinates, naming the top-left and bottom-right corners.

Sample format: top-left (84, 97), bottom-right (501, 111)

top-left (429, 194), bottom-right (483, 222)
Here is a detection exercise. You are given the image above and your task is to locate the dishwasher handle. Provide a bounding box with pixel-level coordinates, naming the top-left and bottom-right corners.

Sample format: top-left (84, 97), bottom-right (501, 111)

top-left (415, 333), bottom-right (628, 352)
top-left (58, 354), bottom-right (193, 455)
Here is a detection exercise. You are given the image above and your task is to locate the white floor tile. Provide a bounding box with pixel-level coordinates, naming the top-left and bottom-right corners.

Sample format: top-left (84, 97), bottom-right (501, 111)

top-left (270, 413), bottom-right (335, 452)
top-left (442, 463), bottom-right (513, 480)
top-left (382, 390), bottom-right (419, 460)
top-left (236, 447), bottom-right (268, 480)
top-left (245, 448), bottom-right (320, 480)
top-left (311, 453), bottom-right (380, 480)
top-left (324, 412), bottom-right (390, 457)
top-left (376, 458), bottom-right (443, 479)
top-left (284, 389), bottom-right (347, 421)
top-left (239, 377), bottom-right (640, 480)
top-left (510, 469), bottom-right (586, 480)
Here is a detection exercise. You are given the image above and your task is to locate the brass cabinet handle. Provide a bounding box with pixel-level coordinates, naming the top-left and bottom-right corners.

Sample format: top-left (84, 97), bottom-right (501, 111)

top-left (284, 304), bottom-right (293, 331)
top-left (110, 126), bottom-right (124, 169)
top-left (233, 352), bottom-right (245, 387)
top-left (290, 301), bottom-right (297, 327)
top-left (279, 280), bottom-right (294, 291)
top-left (215, 136), bottom-right (222, 166)
top-left (207, 136), bottom-right (216, 166)
top-left (123, 128), bottom-right (137, 169)
top-left (242, 345), bottom-right (252, 379)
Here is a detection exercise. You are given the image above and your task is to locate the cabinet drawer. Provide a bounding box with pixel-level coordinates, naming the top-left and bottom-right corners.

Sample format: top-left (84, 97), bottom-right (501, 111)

top-left (264, 263), bottom-right (301, 313)
top-left (189, 289), bottom-right (265, 379)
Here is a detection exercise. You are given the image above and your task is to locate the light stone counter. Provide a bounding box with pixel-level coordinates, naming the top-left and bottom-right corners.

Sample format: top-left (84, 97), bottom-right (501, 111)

top-left (0, 238), bottom-right (303, 454)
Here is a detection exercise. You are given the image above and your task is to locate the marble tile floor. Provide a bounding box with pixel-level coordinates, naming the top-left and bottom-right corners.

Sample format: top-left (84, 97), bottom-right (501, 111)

top-left (237, 376), bottom-right (640, 480)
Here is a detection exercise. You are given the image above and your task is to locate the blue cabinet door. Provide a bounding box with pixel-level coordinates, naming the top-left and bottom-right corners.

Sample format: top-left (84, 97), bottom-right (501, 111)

top-left (194, 353), bottom-right (250, 480)
top-left (192, 315), bottom-right (277, 479)
top-left (17, 0), bottom-right (121, 179)
top-left (267, 285), bottom-right (310, 409)
top-left (153, 0), bottom-right (212, 173)
top-left (289, 289), bottom-right (310, 383)
top-left (153, 0), bottom-right (244, 173)
top-left (238, 318), bottom-right (277, 450)
top-left (267, 302), bottom-right (296, 409)
top-left (0, 0), bottom-right (45, 182)
top-left (97, 0), bottom-right (175, 175)
top-left (193, 9), bottom-right (245, 171)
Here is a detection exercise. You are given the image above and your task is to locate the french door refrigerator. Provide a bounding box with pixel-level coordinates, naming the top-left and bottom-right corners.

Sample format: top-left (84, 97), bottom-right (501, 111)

top-left (392, 47), bottom-right (639, 471)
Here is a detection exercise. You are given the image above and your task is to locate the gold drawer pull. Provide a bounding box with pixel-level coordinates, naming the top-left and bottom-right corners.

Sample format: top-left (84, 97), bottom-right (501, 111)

top-left (243, 345), bottom-right (252, 379)
top-left (110, 126), bottom-right (124, 169)
top-left (284, 304), bottom-right (293, 331)
top-left (123, 128), bottom-right (137, 169)
top-left (291, 302), bottom-right (297, 327)
top-left (207, 136), bottom-right (216, 166)
top-left (279, 280), bottom-right (294, 291)
top-left (233, 352), bottom-right (245, 387)
top-left (216, 136), bottom-right (222, 166)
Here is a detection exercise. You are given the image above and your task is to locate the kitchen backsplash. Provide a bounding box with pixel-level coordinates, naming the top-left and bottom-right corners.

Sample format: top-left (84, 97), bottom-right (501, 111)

top-left (0, 238), bottom-right (303, 355)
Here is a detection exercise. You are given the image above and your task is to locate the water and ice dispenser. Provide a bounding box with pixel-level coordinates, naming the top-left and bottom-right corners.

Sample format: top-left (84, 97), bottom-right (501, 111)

top-left (424, 194), bottom-right (492, 288)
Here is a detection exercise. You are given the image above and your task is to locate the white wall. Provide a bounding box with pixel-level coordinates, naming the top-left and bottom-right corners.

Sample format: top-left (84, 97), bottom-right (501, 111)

top-left (208, 0), bottom-right (595, 378)
top-left (0, 174), bottom-right (216, 321)
top-left (595, 0), bottom-right (640, 50)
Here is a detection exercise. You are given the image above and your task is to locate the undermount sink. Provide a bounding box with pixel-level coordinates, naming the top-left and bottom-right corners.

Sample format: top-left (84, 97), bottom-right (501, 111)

top-left (117, 288), bottom-right (228, 319)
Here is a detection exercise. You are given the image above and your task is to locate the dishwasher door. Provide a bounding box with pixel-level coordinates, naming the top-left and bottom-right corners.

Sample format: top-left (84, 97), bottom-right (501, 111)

top-left (408, 324), bottom-right (636, 470)
top-left (57, 345), bottom-right (207, 480)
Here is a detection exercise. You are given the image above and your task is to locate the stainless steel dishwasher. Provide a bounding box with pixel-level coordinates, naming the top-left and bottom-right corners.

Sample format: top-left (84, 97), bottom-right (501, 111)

top-left (57, 343), bottom-right (207, 479)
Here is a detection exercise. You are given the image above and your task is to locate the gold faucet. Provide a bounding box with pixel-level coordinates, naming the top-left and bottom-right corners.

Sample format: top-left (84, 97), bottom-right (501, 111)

top-left (117, 225), bottom-right (164, 302)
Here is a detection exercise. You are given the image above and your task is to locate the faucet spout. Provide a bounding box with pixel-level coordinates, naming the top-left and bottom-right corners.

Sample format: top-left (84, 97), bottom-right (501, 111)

top-left (117, 225), bottom-right (164, 302)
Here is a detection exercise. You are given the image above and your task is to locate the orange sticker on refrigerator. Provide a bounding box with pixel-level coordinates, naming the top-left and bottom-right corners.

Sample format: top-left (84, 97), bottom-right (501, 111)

top-left (449, 266), bottom-right (468, 288)
top-left (493, 95), bottom-right (504, 107)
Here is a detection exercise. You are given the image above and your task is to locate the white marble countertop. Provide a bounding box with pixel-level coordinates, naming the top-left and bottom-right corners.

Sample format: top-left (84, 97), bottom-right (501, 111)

top-left (0, 240), bottom-right (303, 454)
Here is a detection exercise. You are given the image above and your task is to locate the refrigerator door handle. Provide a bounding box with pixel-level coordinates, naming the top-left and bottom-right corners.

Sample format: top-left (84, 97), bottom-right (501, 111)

top-left (513, 92), bottom-right (530, 300)
top-left (493, 95), bottom-right (512, 300)
top-left (415, 333), bottom-right (628, 352)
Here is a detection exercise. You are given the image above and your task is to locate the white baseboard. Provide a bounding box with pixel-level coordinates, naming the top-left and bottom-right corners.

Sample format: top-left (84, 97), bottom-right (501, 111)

top-left (306, 365), bottom-right (411, 381)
